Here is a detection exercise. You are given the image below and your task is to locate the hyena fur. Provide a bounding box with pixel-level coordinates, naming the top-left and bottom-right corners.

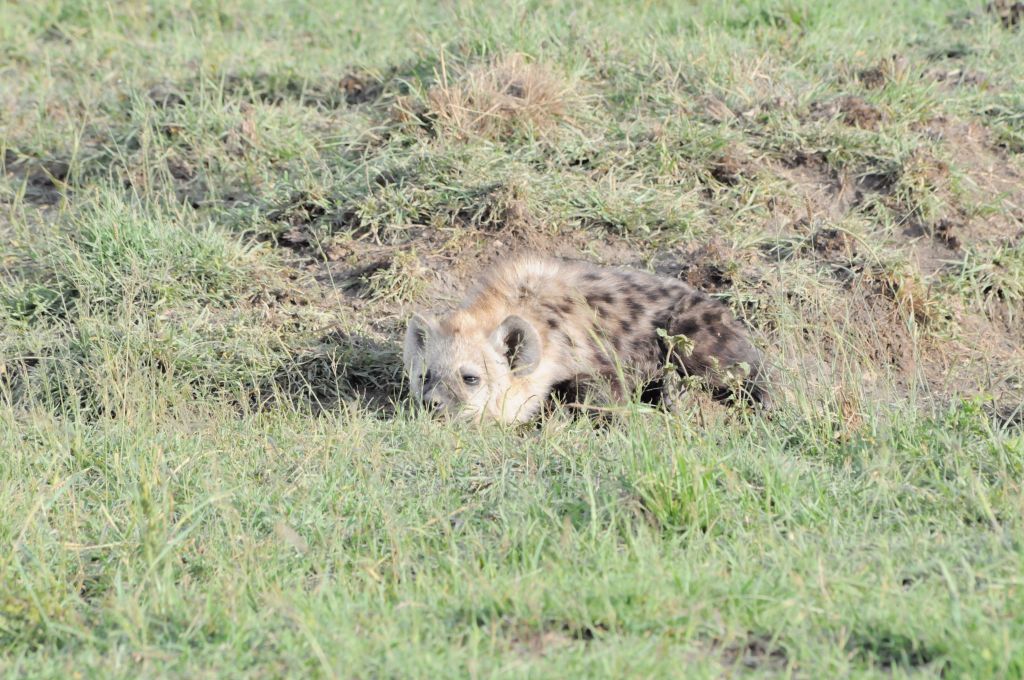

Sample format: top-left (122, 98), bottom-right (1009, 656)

top-left (403, 256), bottom-right (767, 424)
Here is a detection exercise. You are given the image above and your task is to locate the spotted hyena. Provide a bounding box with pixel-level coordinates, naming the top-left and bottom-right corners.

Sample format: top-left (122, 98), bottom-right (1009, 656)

top-left (403, 256), bottom-right (767, 424)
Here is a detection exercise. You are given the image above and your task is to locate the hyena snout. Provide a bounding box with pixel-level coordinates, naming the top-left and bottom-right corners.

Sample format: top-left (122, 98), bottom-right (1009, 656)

top-left (421, 385), bottom-right (459, 417)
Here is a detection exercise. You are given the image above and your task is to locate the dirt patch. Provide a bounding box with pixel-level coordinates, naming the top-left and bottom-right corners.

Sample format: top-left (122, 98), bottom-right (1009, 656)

top-left (845, 629), bottom-right (946, 671)
top-left (698, 94), bottom-right (736, 123)
top-left (661, 240), bottom-right (745, 293)
top-left (768, 151), bottom-right (860, 227)
top-left (810, 96), bottom-right (885, 130)
top-left (262, 191), bottom-right (362, 258)
top-left (811, 228), bottom-right (858, 259)
top-left (461, 613), bottom-right (606, 658)
top-left (164, 150), bottom-right (207, 208)
top-left (989, 402), bottom-right (1024, 430)
top-left (712, 632), bottom-right (788, 671)
top-left (866, 263), bottom-right (942, 327)
top-left (924, 66), bottom-right (988, 89)
top-left (913, 117), bottom-right (1024, 255)
top-left (148, 82), bottom-right (186, 109)
top-left (750, 208), bottom-right (1020, 409)
top-left (263, 174), bottom-right (550, 278)
top-left (931, 218), bottom-right (963, 251)
top-left (847, 278), bottom-right (919, 375)
top-left (268, 191), bottom-right (332, 228)
top-left (857, 54), bottom-right (909, 89)
top-left (709, 147), bottom-right (756, 186)
top-left (2, 150), bottom-right (69, 205)
top-left (338, 72), bottom-right (386, 105)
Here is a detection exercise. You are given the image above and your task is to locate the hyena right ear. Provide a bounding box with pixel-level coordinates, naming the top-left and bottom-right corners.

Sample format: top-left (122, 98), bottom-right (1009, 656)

top-left (404, 313), bottom-right (436, 362)
top-left (491, 315), bottom-right (541, 375)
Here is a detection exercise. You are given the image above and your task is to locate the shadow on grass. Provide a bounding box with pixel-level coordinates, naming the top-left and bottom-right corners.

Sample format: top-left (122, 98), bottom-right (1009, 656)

top-left (257, 329), bottom-right (404, 416)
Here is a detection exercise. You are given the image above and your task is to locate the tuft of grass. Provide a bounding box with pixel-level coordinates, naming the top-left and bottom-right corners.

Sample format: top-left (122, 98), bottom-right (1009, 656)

top-left (361, 250), bottom-right (429, 305)
top-left (953, 242), bottom-right (1024, 315)
top-left (426, 52), bottom-right (579, 140)
top-left (868, 259), bottom-right (952, 330)
top-left (2, 190), bottom-right (258, 320)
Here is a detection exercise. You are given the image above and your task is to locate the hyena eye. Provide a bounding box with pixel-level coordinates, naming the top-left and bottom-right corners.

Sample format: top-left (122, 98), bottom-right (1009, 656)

top-left (462, 374), bottom-right (480, 386)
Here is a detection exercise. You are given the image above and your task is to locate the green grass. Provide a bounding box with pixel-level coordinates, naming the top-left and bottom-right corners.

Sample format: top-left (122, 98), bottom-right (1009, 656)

top-left (2, 0), bottom-right (1023, 677)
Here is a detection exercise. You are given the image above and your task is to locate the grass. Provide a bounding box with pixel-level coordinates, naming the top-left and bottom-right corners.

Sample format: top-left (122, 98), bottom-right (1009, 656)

top-left (2, 0), bottom-right (1023, 677)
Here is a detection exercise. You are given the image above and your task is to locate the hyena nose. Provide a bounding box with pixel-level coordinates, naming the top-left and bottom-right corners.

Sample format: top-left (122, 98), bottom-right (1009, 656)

top-left (428, 394), bottom-right (445, 411)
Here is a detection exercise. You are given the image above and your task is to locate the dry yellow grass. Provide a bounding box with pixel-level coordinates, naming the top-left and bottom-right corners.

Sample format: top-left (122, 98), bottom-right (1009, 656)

top-left (427, 53), bottom-right (575, 139)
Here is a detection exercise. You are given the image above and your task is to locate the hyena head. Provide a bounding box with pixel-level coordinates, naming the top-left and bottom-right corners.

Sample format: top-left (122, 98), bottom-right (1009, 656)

top-left (403, 312), bottom-right (545, 424)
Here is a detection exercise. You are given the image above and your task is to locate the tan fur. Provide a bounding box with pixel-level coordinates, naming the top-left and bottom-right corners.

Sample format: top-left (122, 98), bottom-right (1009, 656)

top-left (404, 256), bottom-right (766, 424)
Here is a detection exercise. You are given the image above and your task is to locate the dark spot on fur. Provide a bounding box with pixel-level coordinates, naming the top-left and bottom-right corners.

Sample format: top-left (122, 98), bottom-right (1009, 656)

top-left (600, 302), bottom-right (625, 321)
top-left (632, 336), bottom-right (654, 354)
top-left (676, 318), bottom-right (700, 336)
top-left (585, 291), bottom-right (614, 308)
top-left (608, 310), bottom-right (627, 328)
top-left (583, 272), bottom-right (601, 282)
top-left (625, 296), bottom-right (645, 318)
top-left (550, 378), bottom-right (585, 405)
top-left (546, 317), bottom-right (560, 330)
top-left (702, 309), bottom-right (722, 327)
top-left (640, 378), bottom-right (665, 405)
top-left (558, 299), bottom-right (575, 314)
top-left (595, 352), bottom-right (614, 371)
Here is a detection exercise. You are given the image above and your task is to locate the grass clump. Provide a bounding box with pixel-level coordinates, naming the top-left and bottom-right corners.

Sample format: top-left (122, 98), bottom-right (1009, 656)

top-left (426, 53), bottom-right (579, 140)
top-left (3, 190), bottom-right (257, 320)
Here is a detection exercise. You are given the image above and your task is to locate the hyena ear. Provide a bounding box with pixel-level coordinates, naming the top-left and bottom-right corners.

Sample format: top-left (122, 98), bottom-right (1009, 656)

top-left (404, 313), bottom-right (436, 362)
top-left (491, 315), bottom-right (541, 375)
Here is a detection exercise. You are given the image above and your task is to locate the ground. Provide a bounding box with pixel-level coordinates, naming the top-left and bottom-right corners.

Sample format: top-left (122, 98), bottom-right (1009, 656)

top-left (1, 1), bottom-right (1023, 677)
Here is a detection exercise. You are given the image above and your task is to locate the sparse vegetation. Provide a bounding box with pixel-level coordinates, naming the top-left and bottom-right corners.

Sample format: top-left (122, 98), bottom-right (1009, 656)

top-left (1, 0), bottom-right (1022, 677)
